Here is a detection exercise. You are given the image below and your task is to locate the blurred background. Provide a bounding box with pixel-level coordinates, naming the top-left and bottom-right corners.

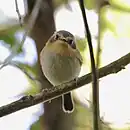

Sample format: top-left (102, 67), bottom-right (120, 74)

top-left (0, 0), bottom-right (130, 130)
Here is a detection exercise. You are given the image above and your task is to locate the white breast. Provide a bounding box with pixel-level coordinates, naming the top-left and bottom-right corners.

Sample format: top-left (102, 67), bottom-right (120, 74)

top-left (40, 50), bottom-right (81, 87)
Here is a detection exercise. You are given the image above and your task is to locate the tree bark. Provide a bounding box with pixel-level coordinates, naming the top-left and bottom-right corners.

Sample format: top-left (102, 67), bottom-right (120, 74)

top-left (24, 0), bottom-right (76, 130)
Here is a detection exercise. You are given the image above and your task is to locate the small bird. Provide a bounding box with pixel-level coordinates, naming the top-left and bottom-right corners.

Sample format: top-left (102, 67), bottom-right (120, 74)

top-left (40, 30), bottom-right (82, 113)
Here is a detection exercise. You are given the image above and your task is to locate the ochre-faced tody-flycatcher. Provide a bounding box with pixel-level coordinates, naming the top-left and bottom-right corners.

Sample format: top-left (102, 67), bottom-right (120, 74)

top-left (40, 30), bottom-right (82, 113)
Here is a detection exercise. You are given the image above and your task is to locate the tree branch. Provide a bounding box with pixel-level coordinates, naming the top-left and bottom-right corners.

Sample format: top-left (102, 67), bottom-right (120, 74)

top-left (15, 0), bottom-right (23, 27)
top-left (0, 0), bottom-right (42, 70)
top-left (78, 1), bottom-right (99, 130)
top-left (0, 52), bottom-right (130, 117)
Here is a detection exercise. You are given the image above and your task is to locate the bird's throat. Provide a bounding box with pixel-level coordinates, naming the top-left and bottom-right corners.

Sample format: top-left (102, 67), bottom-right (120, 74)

top-left (46, 41), bottom-right (75, 56)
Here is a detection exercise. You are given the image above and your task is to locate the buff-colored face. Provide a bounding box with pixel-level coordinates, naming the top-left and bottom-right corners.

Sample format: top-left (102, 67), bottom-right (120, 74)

top-left (40, 30), bottom-right (83, 113)
top-left (48, 30), bottom-right (77, 49)
top-left (40, 30), bottom-right (82, 86)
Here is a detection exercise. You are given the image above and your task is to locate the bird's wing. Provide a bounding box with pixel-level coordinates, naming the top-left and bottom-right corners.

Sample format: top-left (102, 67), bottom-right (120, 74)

top-left (75, 50), bottom-right (83, 65)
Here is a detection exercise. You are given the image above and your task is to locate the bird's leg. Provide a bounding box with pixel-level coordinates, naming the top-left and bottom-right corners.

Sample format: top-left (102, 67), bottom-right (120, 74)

top-left (74, 78), bottom-right (78, 86)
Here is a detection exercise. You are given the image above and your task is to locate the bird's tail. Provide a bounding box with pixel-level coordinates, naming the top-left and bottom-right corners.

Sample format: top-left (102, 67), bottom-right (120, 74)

top-left (62, 92), bottom-right (74, 113)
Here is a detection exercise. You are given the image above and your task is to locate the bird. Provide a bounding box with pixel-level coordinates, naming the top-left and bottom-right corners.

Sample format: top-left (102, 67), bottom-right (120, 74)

top-left (40, 30), bottom-right (82, 113)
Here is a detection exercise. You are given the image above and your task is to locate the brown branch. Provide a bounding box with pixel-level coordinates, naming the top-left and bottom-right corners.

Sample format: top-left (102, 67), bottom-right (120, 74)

top-left (25, 0), bottom-right (56, 130)
top-left (0, 52), bottom-right (130, 117)
top-left (15, 0), bottom-right (23, 27)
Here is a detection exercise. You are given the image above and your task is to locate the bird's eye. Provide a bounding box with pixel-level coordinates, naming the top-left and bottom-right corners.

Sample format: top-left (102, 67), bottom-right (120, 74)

top-left (68, 39), bottom-right (73, 45)
top-left (68, 39), bottom-right (76, 49)
top-left (54, 34), bottom-right (60, 40)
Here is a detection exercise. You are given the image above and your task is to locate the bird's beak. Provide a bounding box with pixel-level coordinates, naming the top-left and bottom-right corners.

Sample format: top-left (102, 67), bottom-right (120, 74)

top-left (59, 38), bottom-right (67, 43)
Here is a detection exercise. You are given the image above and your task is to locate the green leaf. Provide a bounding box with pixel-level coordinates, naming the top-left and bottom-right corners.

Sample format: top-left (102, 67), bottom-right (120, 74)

top-left (31, 116), bottom-right (43, 130)
top-left (17, 63), bottom-right (40, 95)
top-left (110, 0), bottom-right (130, 12)
top-left (0, 26), bottom-right (25, 54)
top-left (76, 38), bottom-right (87, 52)
top-left (84, 0), bottom-right (95, 10)
top-left (0, 31), bottom-right (16, 47)
top-left (100, 6), bottom-right (116, 34)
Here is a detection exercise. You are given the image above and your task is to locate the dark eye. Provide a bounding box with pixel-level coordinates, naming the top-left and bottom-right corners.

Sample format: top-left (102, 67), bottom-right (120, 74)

top-left (54, 34), bottom-right (60, 40)
top-left (68, 39), bottom-right (73, 44)
top-left (68, 39), bottom-right (76, 49)
top-left (49, 33), bottom-right (61, 43)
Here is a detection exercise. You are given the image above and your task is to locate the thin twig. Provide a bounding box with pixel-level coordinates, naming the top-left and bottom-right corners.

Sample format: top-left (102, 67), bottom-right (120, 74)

top-left (0, 0), bottom-right (42, 70)
top-left (0, 46), bottom-right (130, 118)
top-left (95, 2), bottom-right (102, 130)
top-left (15, 0), bottom-right (23, 27)
top-left (78, 1), bottom-right (99, 130)
top-left (96, 7), bottom-right (101, 67)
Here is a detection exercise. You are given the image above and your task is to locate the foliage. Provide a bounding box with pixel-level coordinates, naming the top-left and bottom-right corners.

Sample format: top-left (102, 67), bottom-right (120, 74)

top-left (0, 0), bottom-right (130, 130)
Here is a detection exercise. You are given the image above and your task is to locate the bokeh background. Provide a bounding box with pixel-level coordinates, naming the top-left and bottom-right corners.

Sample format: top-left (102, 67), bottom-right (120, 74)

top-left (0, 0), bottom-right (130, 130)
